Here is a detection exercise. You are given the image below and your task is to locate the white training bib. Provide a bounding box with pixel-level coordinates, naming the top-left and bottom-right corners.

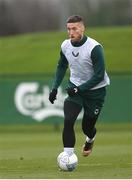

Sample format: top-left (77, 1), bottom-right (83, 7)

top-left (61, 37), bottom-right (110, 90)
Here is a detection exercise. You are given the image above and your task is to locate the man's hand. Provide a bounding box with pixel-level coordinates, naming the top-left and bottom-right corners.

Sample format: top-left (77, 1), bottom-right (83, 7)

top-left (66, 87), bottom-right (79, 96)
top-left (49, 89), bottom-right (57, 104)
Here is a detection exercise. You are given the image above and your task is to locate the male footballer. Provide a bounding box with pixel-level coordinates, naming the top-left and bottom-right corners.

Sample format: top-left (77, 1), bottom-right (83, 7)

top-left (49, 15), bottom-right (110, 156)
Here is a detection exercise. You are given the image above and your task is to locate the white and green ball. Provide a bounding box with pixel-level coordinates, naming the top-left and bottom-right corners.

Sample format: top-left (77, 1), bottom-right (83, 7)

top-left (57, 151), bottom-right (78, 171)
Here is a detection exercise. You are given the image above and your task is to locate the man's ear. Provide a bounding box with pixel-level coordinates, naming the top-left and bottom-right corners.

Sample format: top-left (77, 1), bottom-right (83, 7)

top-left (83, 24), bottom-right (85, 32)
top-left (80, 23), bottom-right (85, 33)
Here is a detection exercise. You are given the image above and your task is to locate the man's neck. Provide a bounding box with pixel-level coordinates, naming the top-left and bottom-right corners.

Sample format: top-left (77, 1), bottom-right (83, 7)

top-left (71, 35), bottom-right (87, 47)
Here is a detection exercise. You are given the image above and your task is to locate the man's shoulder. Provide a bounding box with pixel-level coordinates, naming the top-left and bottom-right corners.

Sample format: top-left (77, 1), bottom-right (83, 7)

top-left (61, 39), bottom-right (70, 49)
top-left (87, 37), bottom-right (100, 46)
top-left (85, 36), bottom-right (102, 53)
top-left (61, 39), bottom-right (71, 54)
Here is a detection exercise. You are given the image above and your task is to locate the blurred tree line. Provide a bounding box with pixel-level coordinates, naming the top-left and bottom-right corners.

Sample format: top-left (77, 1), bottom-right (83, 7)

top-left (0, 0), bottom-right (132, 36)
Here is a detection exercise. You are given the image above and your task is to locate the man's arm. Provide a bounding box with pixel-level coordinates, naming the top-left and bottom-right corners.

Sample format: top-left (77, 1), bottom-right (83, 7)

top-left (49, 51), bottom-right (68, 104)
top-left (52, 50), bottom-right (68, 89)
top-left (79, 45), bottom-right (105, 92)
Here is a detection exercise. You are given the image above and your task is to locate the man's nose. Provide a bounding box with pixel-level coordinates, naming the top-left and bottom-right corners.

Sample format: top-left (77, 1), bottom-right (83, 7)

top-left (69, 30), bottom-right (74, 36)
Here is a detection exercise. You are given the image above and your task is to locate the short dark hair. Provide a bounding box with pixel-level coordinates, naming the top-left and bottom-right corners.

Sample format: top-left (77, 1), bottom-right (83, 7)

top-left (66, 15), bottom-right (83, 23)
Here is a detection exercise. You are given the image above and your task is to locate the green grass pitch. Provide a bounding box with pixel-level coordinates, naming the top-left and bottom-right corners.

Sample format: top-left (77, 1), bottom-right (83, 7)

top-left (0, 123), bottom-right (132, 179)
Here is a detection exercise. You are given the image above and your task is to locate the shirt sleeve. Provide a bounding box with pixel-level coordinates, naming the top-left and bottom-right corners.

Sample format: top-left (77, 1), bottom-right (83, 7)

top-left (52, 50), bottom-right (68, 89)
top-left (79, 45), bottom-right (105, 92)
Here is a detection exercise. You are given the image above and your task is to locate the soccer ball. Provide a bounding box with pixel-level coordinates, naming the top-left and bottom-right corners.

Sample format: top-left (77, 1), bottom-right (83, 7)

top-left (57, 151), bottom-right (78, 171)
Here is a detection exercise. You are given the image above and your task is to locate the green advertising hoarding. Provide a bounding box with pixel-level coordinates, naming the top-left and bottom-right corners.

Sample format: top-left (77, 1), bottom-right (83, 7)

top-left (0, 75), bottom-right (132, 124)
top-left (0, 76), bottom-right (66, 124)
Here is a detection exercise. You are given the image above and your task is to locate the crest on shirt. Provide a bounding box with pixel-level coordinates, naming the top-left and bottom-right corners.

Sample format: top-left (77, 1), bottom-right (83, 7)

top-left (72, 51), bottom-right (79, 57)
top-left (94, 108), bottom-right (100, 115)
